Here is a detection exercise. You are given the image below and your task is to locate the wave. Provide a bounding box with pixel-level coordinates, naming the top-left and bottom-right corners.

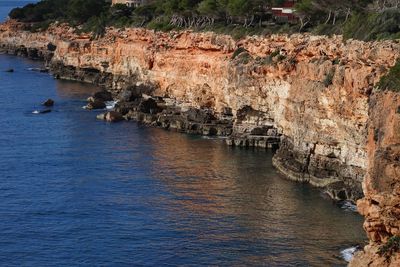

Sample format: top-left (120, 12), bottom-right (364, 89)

top-left (339, 200), bottom-right (358, 212)
top-left (341, 246), bottom-right (361, 262)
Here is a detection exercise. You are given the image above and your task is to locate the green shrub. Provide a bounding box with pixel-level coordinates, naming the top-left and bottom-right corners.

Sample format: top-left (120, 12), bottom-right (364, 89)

top-left (378, 236), bottom-right (400, 259)
top-left (378, 60), bottom-right (400, 92)
top-left (231, 48), bottom-right (252, 64)
top-left (27, 21), bottom-right (51, 32)
top-left (146, 17), bottom-right (174, 32)
top-left (236, 52), bottom-right (252, 64)
top-left (343, 9), bottom-right (400, 41)
top-left (231, 47), bottom-right (247, 59)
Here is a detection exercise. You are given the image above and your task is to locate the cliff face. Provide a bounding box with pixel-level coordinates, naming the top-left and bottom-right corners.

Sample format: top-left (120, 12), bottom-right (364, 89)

top-left (1, 20), bottom-right (399, 265)
top-left (350, 91), bottom-right (400, 266)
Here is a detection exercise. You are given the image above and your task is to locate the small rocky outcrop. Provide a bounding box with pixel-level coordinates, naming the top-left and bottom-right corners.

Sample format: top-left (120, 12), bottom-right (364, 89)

top-left (5, 68), bottom-right (14, 72)
top-left (42, 99), bottom-right (54, 107)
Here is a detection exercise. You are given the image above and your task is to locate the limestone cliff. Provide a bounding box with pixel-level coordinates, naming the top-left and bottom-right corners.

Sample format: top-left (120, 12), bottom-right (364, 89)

top-left (350, 91), bottom-right (400, 267)
top-left (1, 20), bottom-right (399, 265)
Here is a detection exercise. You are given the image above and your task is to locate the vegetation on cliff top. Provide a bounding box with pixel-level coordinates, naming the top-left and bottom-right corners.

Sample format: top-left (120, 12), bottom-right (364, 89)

top-left (8, 0), bottom-right (400, 41)
top-left (378, 59), bottom-right (400, 92)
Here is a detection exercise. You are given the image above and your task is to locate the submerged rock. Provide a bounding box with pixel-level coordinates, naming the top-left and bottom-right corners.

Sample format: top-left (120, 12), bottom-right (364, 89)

top-left (32, 109), bottom-right (51, 114)
top-left (5, 68), bottom-right (14, 72)
top-left (42, 99), bottom-right (54, 107)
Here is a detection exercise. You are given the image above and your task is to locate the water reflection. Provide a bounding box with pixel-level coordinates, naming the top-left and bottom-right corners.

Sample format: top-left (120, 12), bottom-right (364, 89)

top-left (0, 53), bottom-right (366, 266)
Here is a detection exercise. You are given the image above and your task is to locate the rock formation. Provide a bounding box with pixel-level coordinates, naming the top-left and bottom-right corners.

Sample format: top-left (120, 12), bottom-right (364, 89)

top-left (1, 19), bottom-right (399, 265)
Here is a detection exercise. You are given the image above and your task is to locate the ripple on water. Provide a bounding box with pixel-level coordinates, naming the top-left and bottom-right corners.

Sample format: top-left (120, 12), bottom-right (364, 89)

top-left (0, 44), bottom-right (367, 265)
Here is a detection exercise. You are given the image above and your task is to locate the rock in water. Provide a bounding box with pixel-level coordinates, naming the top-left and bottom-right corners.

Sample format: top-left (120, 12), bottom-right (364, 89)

top-left (32, 109), bottom-right (51, 114)
top-left (96, 113), bottom-right (106, 120)
top-left (42, 99), bottom-right (54, 107)
top-left (86, 100), bottom-right (106, 110)
top-left (105, 111), bottom-right (123, 122)
top-left (97, 111), bottom-right (123, 122)
top-left (5, 68), bottom-right (14, 72)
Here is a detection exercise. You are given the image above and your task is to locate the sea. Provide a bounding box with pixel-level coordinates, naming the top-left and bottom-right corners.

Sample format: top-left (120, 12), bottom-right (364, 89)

top-left (0, 1), bottom-right (366, 266)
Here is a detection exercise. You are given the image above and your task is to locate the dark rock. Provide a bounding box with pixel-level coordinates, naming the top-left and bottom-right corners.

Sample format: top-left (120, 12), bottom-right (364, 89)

top-left (130, 82), bottom-right (157, 97)
top-left (5, 68), bottom-right (14, 72)
top-left (93, 91), bottom-right (113, 102)
top-left (115, 100), bottom-right (140, 115)
top-left (86, 100), bottom-right (106, 110)
top-left (250, 127), bottom-right (270, 136)
top-left (47, 43), bottom-right (57, 52)
top-left (138, 98), bottom-right (161, 114)
top-left (33, 109), bottom-right (51, 114)
top-left (186, 108), bottom-right (215, 123)
top-left (42, 99), bottom-right (54, 107)
top-left (222, 107), bottom-right (233, 116)
top-left (117, 89), bottom-right (135, 102)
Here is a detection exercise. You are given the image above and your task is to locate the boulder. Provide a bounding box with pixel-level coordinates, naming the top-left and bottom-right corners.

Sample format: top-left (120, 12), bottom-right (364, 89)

top-left (86, 100), bottom-right (106, 110)
top-left (93, 91), bottom-right (113, 102)
top-left (96, 113), bottom-right (106, 120)
top-left (96, 111), bottom-right (123, 122)
top-left (42, 99), bottom-right (54, 107)
top-left (105, 111), bottom-right (124, 122)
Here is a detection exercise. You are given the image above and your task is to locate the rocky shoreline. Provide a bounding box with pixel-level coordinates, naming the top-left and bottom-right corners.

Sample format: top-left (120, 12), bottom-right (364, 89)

top-left (1, 20), bottom-right (399, 266)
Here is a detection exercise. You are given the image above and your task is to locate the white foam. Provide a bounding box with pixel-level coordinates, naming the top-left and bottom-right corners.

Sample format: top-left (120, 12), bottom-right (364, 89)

top-left (105, 100), bottom-right (118, 110)
top-left (341, 201), bottom-right (358, 212)
top-left (32, 110), bottom-right (40, 114)
top-left (341, 246), bottom-right (359, 262)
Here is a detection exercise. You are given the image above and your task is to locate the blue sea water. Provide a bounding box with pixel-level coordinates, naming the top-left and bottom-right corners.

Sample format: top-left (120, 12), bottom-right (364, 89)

top-left (0, 1), bottom-right (366, 266)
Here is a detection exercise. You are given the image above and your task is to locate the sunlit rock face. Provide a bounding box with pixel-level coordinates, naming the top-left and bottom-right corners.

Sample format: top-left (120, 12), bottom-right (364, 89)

top-left (1, 19), bottom-right (400, 265)
top-left (350, 91), bottom-right (400, 267)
